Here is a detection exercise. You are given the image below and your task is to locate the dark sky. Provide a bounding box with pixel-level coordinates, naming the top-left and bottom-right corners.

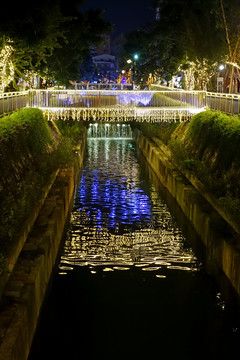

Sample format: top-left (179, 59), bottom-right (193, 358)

top-left (80, 0), bottom-right (155, 38)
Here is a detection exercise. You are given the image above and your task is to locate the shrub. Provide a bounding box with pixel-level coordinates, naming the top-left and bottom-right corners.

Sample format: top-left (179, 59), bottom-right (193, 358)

top-left (0, 109), bottom-right (86, 256)
top-left (186, 110), bottom-right (240, 171)
top-left (132, 121), bottom-right (180, 144)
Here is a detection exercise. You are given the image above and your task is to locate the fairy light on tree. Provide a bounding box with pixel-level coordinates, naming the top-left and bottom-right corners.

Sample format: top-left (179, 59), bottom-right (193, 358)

top-left (179, 57), bottom-right (217, 91)
top-left (0, 40), bottom-right (15, 92)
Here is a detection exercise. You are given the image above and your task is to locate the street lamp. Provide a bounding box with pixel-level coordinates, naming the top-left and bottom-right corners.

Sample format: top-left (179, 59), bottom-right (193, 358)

top-left (217, 64), bottom-right (225, 93)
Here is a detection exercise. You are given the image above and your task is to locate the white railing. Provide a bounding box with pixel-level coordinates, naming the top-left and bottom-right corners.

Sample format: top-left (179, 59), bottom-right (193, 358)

top-left (1, 88), bottom-right (240, 119)
top-left (0, 91), bottom-right (29, 116)
top-left (28, 89), bottom-right (205, 109)
top-left (72, 83), bottom-right (133, 90)
top-left (206, 92), bottom-right (240, 114)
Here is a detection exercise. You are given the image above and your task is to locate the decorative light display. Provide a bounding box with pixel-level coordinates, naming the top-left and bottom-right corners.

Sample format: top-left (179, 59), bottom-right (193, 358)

top-left (117, 70), bottom-right (131, 84)
top-left (41, 106), bottom-right (201, 123)
top-left (22, 70), bottom-right (43, 89)
top-left (226, 61), bottom-right (240, 70)
top-left (31, 89), bottom-right (203, 122)
top-left (0, 41), bottom-right (15, 92)
top-left (179, 58), bottom-right (217, 91)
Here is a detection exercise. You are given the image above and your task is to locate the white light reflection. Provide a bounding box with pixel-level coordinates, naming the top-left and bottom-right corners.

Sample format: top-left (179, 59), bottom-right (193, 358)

top-left (59, 139), bottom-right (198, 275)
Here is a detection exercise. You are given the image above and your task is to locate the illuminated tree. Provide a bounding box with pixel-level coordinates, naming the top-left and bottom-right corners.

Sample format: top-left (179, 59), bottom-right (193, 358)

top-left (0, 0), bottom-right (112, 88)
top-left (219, 0), bottom-right (240, 92)
top-left (0, 39), bottom-right (15, 92)
top-left (123, 0), bottom-right (226, 90)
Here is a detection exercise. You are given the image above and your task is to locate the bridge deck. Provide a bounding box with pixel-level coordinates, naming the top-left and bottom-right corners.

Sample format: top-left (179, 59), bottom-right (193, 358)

top-left (1, 88), bottom-right (240, 121)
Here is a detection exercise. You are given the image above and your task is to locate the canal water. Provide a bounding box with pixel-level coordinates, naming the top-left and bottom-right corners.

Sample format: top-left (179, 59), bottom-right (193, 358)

top-left (29, 134), bottom-right (240, 360)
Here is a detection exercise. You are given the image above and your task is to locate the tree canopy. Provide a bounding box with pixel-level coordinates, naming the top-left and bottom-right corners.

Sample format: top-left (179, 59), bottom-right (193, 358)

top-left (0, 0), bottom-right (112, 88)
top-left (123, 0), bottom-right (231, 89)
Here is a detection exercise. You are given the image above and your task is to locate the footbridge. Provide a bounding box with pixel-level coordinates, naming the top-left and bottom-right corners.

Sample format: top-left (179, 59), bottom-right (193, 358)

top-left (1, 88), bottom-right (240, 122)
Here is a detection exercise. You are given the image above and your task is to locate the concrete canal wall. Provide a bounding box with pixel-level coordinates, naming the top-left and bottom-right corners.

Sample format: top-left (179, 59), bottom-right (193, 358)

top-left (135, 129), bottom-right (240, 308)
top-left (0, 136), bottom-right (86, 360)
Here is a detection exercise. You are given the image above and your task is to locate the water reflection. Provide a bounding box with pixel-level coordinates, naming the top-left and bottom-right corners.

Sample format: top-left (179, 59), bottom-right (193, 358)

top-left (59, 139), bottom-right (198, 274)
top-left (29, 137), bottom-right (240, 360)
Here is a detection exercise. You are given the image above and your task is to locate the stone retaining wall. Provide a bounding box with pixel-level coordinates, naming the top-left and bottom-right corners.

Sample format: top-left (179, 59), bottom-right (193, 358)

top-left (135, 130), bottom-right (240, 307)
top-left (0, 136), bottom-right (86, 360)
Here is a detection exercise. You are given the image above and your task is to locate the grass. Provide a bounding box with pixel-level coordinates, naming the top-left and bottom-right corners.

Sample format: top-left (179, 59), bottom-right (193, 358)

top-left (169, 110), bottom-right (240, 222)
top-left (133, 111), bottom-right (240, 225)
top-left (0, 109), bottom-right (86, 260)
top-left (132, 121), bottom-right (179, 144)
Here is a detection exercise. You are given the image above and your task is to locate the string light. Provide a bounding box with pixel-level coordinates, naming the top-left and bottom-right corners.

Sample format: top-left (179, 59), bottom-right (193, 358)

top-left (40, 106), bottom-right (200, 123)
top-left (179, 58), bottom-right (217, 91)
top-left (0, 41), bottom-right (15, 92)
top-left (226, 61), bottom-right (240, 70)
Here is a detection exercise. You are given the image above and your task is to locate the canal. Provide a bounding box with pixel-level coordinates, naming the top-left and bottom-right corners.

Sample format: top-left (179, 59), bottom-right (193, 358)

top-left (28, 131), bottom-right (240, 360)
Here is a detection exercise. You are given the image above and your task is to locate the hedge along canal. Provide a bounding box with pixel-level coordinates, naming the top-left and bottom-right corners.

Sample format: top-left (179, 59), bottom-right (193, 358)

top-left (28, 131), bottom-right (240, 359)
top-left (0, 109), bottom-right (87, 360)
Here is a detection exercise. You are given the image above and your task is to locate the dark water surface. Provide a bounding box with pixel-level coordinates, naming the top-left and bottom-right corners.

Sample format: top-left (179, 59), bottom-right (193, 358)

top-left (29, 139), bottom-right (240, 360)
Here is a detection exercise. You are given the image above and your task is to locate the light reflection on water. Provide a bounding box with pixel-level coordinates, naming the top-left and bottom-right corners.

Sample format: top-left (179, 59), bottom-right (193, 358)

top-left (59, 139), bottom-right (198, 275)
top-left (28, 137), bottom-right (240, 360)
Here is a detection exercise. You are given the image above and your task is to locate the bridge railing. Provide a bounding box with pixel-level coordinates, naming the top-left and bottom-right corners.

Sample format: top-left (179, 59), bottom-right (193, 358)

top-left (151, 85), bottom-right (240, 115)
top-left (72, 83), bottom-right (134, 90)
top-left (206, 92), bottom-right (240, 115)
top-left (1, 89), bottom-right (240, 117)
top-left (0, 91), bottom-right (29, 116)
top-left (28, 89), bottom-right (205, 109)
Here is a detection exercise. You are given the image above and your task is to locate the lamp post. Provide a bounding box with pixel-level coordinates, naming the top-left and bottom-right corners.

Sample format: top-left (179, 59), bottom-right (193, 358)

top-left (127, 59), bottom-right (132, 83)
top-left (217, 64), bottom-right (225, 93)
top-left (126, 54), bottom-right (139, 87)
top-left (133, 54), bottom-right (139, 87)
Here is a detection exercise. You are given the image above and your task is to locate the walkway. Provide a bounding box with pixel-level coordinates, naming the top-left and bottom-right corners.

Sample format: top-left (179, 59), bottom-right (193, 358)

top-left (1, 88), bottom-right (240, 121)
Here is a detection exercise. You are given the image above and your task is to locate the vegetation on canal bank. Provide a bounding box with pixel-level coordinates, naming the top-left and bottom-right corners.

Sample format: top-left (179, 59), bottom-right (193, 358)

top-left (134, 110), bottom-right (240, 225)
top-left (0, 108), bottom-right (85, 263)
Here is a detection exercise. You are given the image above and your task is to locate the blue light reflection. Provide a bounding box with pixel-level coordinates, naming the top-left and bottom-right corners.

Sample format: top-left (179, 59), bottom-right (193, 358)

top-left (76, 166), bottom-right (152, 232)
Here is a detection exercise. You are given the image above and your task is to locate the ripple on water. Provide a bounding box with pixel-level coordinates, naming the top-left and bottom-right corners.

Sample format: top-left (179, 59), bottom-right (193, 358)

top-left (58, 140), bottom-right (198, 275)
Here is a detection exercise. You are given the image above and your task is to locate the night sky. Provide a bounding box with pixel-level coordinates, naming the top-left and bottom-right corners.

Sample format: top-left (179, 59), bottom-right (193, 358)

top-left (80, 0), bottom-right (155, 38)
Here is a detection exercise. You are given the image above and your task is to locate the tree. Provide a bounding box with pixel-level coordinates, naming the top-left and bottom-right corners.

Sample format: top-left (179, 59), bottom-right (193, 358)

top-left (0, 0), bottom-right (112, 88)
top-left (123, 0), bottom-right (227, 90)
top-left (44, 6), bottom-right (112, 86)
top-left (219, 0), bottom-right (240, 92)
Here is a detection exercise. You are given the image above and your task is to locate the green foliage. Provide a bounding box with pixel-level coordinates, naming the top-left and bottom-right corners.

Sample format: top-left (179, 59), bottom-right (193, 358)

top-left (0, 108), bottom-right (85, 256)
top-left (55, 119), bottom-right (86, 144)
top-left (0, 109), bottom-right (54, 249)
top-left (133, 121), bottom-right (179, 145)
top-left (169, 110), bottom-right (240, 219)
top-left (186, 110), bottom-right (240, 171)
top-left (39, 6), bottom-right (112, 85)
top-left (123, 0), bottom-right (227, 86)
top-left (0, 1), bottom-right (112, 87)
